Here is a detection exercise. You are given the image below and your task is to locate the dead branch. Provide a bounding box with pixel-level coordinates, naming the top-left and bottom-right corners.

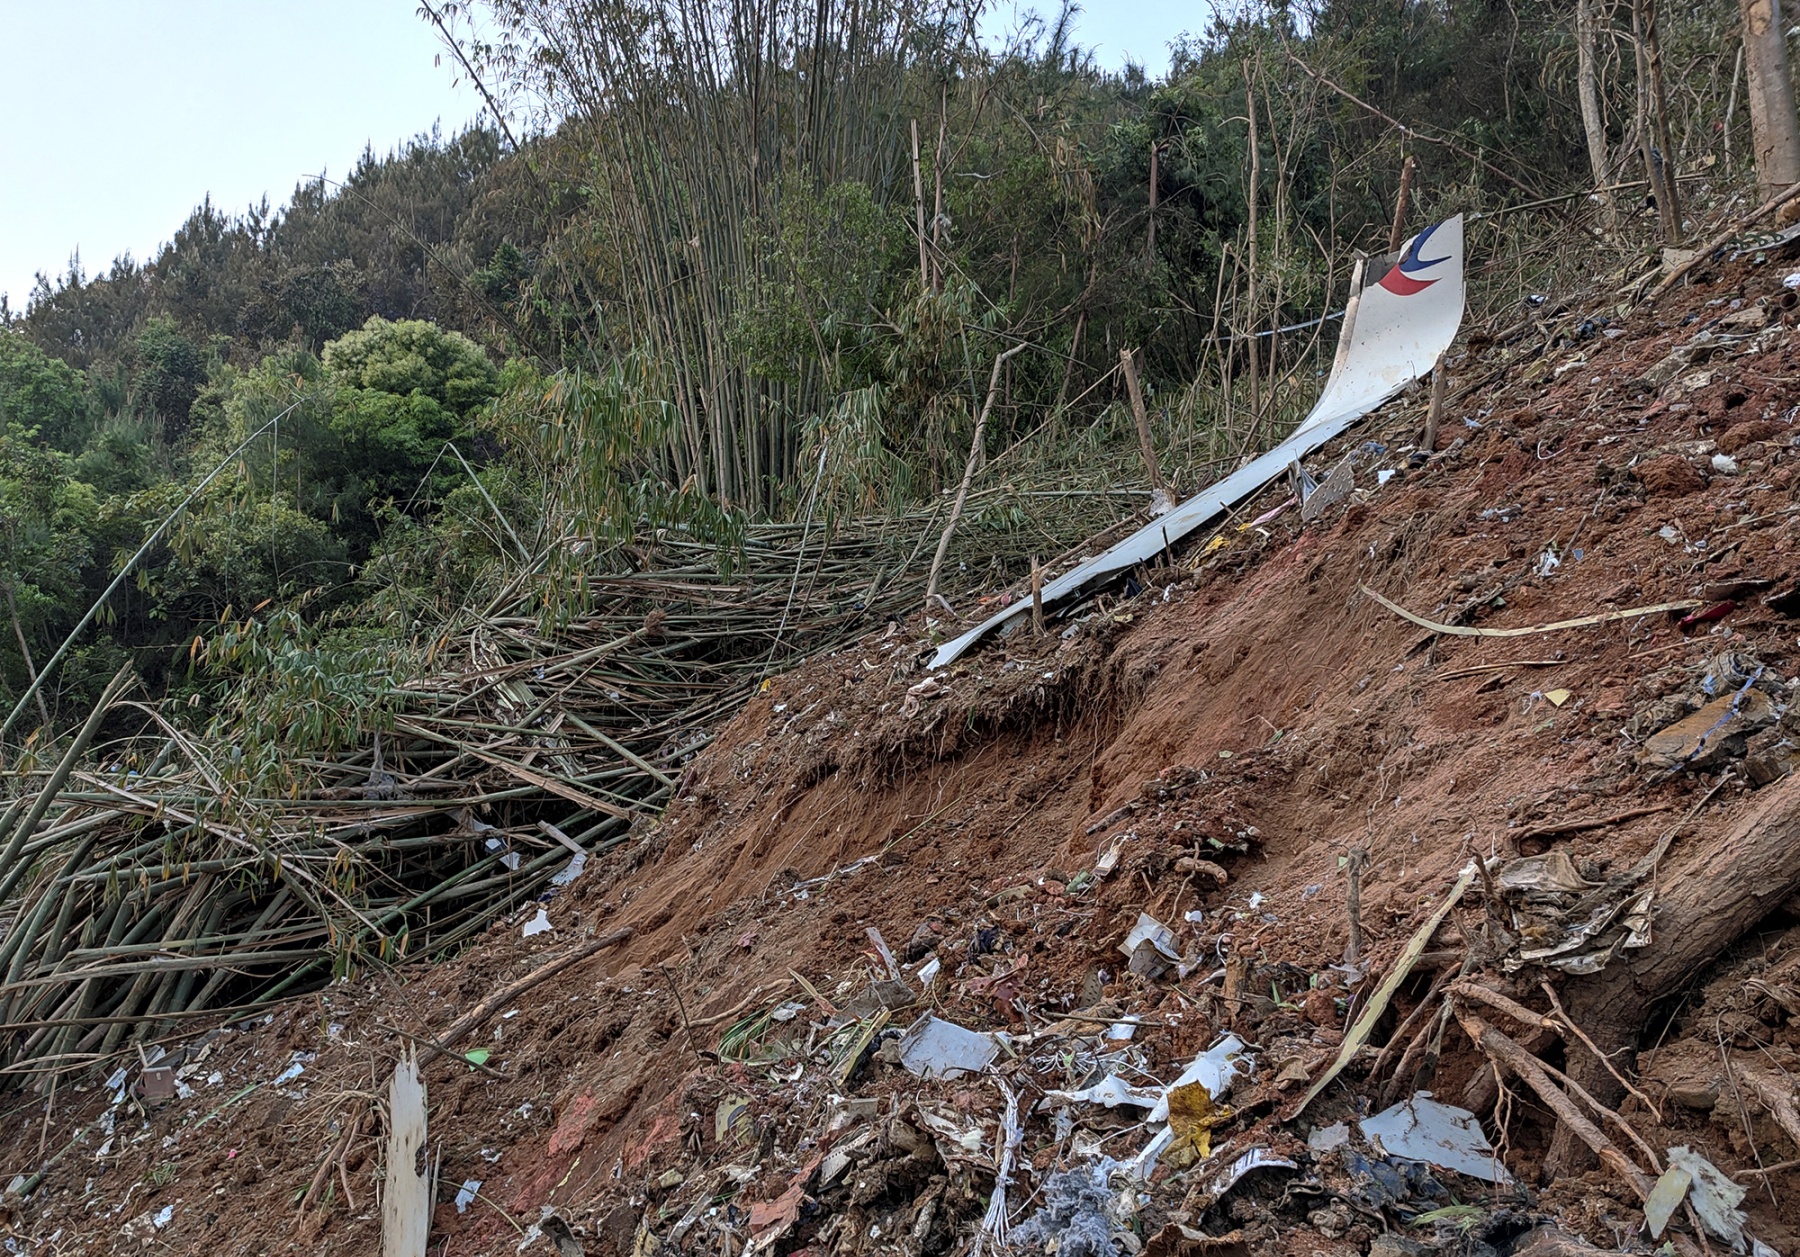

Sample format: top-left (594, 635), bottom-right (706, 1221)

top-left (418, 927), bottom-right (633, 1064)
top-left (1451, 1003), bottom-right (1655, 1199)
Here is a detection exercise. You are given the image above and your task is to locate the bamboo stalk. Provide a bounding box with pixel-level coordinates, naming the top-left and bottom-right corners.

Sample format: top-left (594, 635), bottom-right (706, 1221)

top-left (926, 343), bottom-right (1029, 613)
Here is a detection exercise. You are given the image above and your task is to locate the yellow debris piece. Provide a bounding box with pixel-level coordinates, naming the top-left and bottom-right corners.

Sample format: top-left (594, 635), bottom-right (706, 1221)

top-left (1165, 1081), bottom-right (1233, 1167)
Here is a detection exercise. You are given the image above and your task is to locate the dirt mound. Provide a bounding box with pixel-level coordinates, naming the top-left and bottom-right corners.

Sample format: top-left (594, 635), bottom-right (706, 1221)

top-left (9, 254), bottom-right (1800, 1255)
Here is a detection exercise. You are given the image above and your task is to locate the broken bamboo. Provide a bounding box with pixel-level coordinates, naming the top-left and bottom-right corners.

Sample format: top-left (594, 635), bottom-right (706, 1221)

top-left (1292, 861), bottom-right (1477, 1118)
top-left (1118, 348), bottom-right (1168, 500)
top-left (926, 343), bottom-right (1030, 615)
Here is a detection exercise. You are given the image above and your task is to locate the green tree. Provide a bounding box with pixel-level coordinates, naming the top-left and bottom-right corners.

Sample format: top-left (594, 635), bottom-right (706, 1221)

top-left (129, 317), bottom-right (207, 438)
top-left (0, 331), bottom-right (93, 451)
top-left (322, 315), bottom-right (500, 415)
top-left (0, 422), bottom-right (100, 713)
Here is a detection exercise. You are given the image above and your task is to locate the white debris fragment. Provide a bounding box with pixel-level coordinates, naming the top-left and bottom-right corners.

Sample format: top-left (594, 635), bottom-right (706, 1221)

top-left (1193, 1147), bottom-right (1298, 1203)
top-left (1360, 1092), bottom-right (1511, 1185)
top-left (522, 908), bottom-right (553, 937)
top-left (549, 851), bottom-right (586, 886)
top-left (1150, 1035), bottom-right (1251, 1123)
top-left (1308, 1122), bottom-right (1350, 1152)
top-left (455, 1180), bottom-right (482, 1214)
top-left (1643, 1164), bottom-right (1692, 1239)
top-left (1049, 1037), bottom-right (1253, 1120)
top-left (1119, 912), bottom-right (1182, 963)
top-left (271, 1053), bottom-right (311, 1087)
top-left (1043, 1075), bottom-right (1164, 1111)
top-left (1666, 1146), bottom-right (1749, 1250)
top-left (895, 1014), bottom-right (998, 1080)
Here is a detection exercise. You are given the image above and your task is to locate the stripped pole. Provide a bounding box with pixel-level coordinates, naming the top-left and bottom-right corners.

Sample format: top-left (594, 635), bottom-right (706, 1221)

top-left (1118, 348), bottom-right (1168, 502)
top-left (1387, 154), bottom-right (1418, 254)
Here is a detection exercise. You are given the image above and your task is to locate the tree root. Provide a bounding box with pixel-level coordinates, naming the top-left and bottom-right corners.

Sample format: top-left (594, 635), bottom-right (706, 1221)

top-left (1452, 1003), bottom-right (1712, 1257)
top-left (1449, 1004), bottom-right (1653, 1199)
top-left (1730, 1060), bottom-right (1800, 1155)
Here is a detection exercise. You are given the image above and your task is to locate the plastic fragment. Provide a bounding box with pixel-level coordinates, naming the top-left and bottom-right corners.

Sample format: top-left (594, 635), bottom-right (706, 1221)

top-left (1642, 1164), bottom-right (1692, 1239)
top-left (1666, 1146), bottom-right (1748, 1249)
top-left (1359, 1092), bottom-right (1512, 1185)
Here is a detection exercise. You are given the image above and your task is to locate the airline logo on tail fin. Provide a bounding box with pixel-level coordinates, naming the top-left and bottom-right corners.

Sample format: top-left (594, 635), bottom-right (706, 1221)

top-left (1377, 220), bottom-right (1451, 296)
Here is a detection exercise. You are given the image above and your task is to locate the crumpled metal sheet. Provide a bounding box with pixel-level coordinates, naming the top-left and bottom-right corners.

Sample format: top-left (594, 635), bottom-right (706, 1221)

top-left (1495, 850), bottom-right (1654, 975)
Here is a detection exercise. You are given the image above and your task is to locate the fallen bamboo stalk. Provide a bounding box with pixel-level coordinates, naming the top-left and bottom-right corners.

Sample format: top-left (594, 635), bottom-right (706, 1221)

top-left (1361, 585), bottom-right (1699, 638)
top-left (417, 928), bottom-right (633, 1063)
top-left (926, 342), bottom-right (1029, 615)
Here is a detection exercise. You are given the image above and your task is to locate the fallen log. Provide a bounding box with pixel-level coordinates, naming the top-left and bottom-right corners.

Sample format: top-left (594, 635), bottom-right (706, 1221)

top-left (1545, 772), bottom-right (1800, 1174)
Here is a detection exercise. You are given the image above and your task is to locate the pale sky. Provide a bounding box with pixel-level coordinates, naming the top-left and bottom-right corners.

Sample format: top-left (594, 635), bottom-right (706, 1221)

top-left (0, 2), bottom-right (1209, 312)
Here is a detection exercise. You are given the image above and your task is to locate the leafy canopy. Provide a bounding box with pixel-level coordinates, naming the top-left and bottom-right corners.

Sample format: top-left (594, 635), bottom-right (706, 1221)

top-left (321, 316), bottom-right (500, 417)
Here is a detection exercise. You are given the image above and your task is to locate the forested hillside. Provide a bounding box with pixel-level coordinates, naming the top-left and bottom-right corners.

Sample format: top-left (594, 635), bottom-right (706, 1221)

top-left (0, 0), bottom-right (1762, 739)
top-left (11, 6), bottom-right (1800, 1251)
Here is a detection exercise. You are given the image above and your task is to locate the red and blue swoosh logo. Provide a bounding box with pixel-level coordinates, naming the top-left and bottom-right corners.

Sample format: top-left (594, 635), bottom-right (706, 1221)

top-left (1377, 220), bottom-right (1451, 296)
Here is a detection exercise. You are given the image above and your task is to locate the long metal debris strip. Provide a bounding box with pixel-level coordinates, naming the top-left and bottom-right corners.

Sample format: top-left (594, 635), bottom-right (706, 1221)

top-left (931, 214), bottom-right (1467, 669)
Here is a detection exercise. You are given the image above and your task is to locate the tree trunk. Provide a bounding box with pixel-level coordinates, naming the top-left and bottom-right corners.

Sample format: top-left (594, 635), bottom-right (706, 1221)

top-left (1643, 1), bottom-right (1682, 241)
top-left (1632, 0), bottom-right (1679, 245)
top-left (1545, 771), bottom-right (1800, 1174)
top-left (1243, 61), bottom-right (1261, 431)
top-left (1741, 0), bottom-right (1800, 197)
top-left (1575, 0), bottom-right (1615, 229)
